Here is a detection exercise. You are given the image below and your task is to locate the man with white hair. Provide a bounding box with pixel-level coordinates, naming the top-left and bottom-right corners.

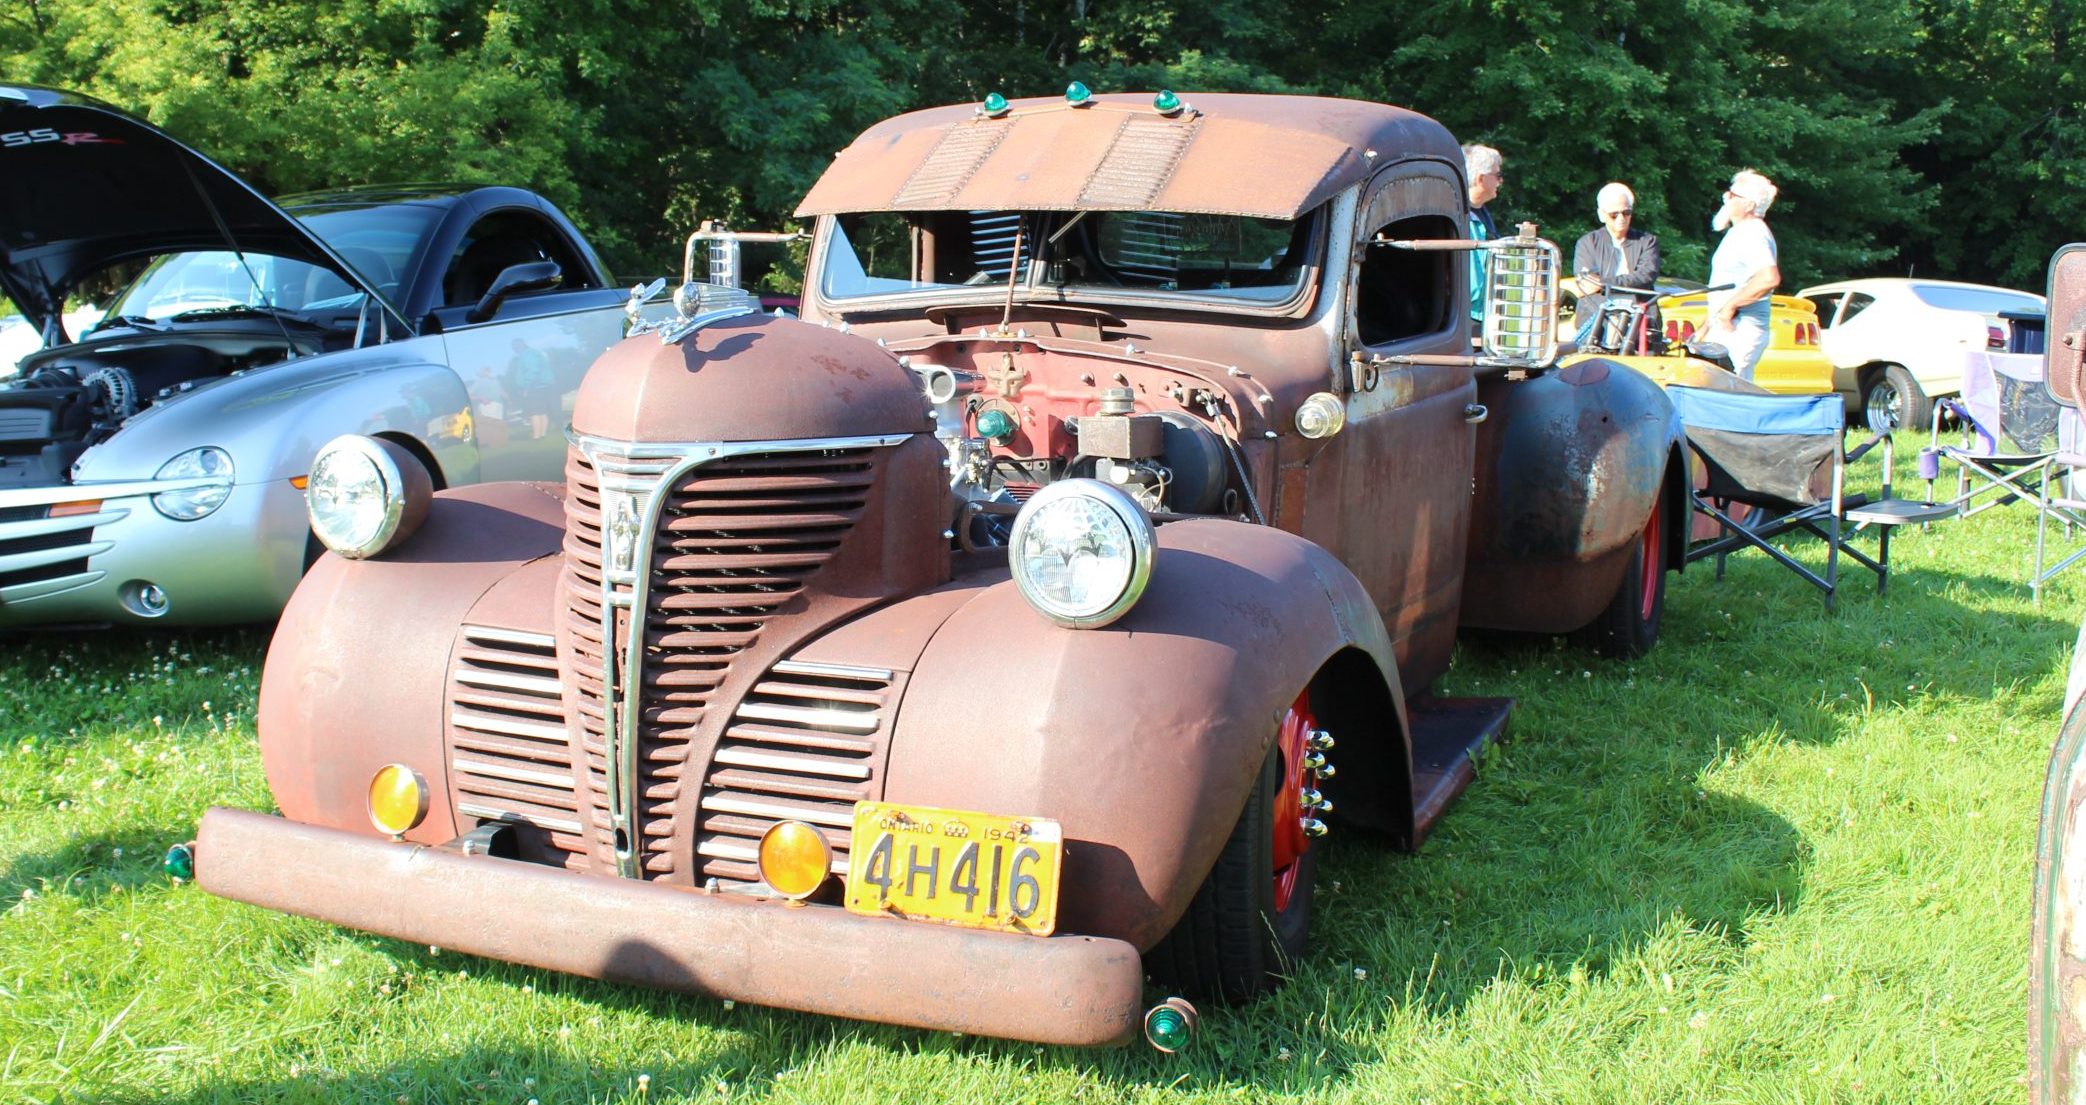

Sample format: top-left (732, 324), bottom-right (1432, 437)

top-left (1572, 181), bottom-right (1661, 349)
top-left (1705, 169), bottom-right (1782, 380)
top-left (1464, 143), bottom-right (1503, 323)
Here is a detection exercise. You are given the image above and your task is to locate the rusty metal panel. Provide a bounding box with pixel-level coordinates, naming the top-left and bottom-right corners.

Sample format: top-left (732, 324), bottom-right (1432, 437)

top-left (886, 517), bottom-right (1407, 950)
top-left (2048, 243), bottom-right (2086, 408)
top-left (1459, 360), bottom-right (1681, 634)
top-left (1078, 115), bottom-right (1202, 208)
top-left (798, 94), bottom-right (1460, 220)
top-left (258, 481), bottom-right (570, 845)
top-left (197, 808), bottom-right (1145, 1047)
top-left (893, 123), bottom-right (1008, 207)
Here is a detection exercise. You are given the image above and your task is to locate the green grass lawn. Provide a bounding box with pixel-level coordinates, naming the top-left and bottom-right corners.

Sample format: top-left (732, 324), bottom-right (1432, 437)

top-left (1, 487), bottom-right (2077, 1104)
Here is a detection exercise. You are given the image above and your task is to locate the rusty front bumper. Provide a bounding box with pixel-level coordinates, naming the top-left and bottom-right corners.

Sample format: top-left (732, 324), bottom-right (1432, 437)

top-left (197, 808), bottom-right (1145, 1046)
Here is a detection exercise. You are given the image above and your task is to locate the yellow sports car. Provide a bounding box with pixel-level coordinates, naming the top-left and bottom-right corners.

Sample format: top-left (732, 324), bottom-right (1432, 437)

top-left (1655, 292), bottom-right (1834, 396)
top-left (1559, 283), bottom-right (1834, 397)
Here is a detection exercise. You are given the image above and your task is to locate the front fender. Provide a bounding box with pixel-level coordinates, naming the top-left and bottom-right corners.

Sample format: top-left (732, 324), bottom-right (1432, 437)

top-left (257, 481), bottom-right (565, 841)
top-left (76, 340), bottom-right (479, 486)
top-left (1462, 358), bottom-right (1683, 633)
top-left (876, 518), bottom-right (1407, 950)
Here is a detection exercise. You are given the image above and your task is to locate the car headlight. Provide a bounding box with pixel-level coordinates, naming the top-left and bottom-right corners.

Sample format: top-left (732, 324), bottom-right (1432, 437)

top-left (151, 447), bottom-right (234, 520)
top-left (306, 435), bottom-right (432, 559)
top-left (1007, 479), bottom-right (1155, 628)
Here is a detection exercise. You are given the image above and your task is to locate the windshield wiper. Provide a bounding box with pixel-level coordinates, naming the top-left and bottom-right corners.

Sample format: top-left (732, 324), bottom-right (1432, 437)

top-left (170, 304), bottom-right (316, 327)
top-left (86, 314), bottom-right (170, 334)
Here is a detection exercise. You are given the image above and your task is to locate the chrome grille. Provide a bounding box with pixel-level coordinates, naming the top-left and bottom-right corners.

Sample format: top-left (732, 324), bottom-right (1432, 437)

top-left (446, 624), bottom-right (588, 867)
top-left (562, 436), bottom-right (901, 880)
top-left (696, 660), bottom-right (894, 884)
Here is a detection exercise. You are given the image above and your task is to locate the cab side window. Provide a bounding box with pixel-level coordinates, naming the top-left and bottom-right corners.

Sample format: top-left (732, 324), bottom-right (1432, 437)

top-left (1355, 213), bottom-right (1457, 346)
top-left (440, 210), bottom-right (596, 309)
top-left (1839, 292), bottom-right (1877, 324)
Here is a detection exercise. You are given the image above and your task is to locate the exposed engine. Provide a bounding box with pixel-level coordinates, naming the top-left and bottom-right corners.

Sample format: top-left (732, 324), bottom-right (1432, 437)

top-left (903, 341), bottom-right (1238, 547)
top-left (0, 338), bottom-right (280, 489)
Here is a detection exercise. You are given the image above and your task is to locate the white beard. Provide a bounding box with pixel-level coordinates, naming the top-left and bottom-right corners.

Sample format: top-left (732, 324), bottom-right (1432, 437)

top-left (1711, 207), bottom-right (1733, 233)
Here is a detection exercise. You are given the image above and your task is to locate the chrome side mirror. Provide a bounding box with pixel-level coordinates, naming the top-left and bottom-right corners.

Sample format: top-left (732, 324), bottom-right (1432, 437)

top-left (1481, 222), bottom-right (1561, 368)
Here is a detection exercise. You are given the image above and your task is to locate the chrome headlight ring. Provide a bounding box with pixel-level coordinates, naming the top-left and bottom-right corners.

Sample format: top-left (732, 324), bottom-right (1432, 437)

top-left (306, 434), bottom-right (432, 559)
top-left (1007, 479), bottom-right (1156, 629)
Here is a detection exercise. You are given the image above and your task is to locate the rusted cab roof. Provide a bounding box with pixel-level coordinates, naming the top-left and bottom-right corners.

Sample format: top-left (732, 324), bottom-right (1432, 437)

top-left (796, 93), bottom-right (1461, 221)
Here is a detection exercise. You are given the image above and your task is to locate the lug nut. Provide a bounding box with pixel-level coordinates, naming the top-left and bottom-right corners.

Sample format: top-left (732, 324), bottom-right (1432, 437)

top-left (1300, 817), bottom-right (1329, 838)
top-left (1300, 788), bottom-right (1332, 813)
top-left (1307, 728), bottom-right (1335, 751)
top-left (1303, 751), bottom-right (1329, 772)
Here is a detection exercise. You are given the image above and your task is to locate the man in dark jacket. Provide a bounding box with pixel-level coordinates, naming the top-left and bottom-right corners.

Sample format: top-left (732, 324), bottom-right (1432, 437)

top-left (1572, 181), bottom-right (1661, 349)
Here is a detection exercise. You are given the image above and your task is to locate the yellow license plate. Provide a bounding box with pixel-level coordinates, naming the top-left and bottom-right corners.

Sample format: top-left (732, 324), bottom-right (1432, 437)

top-left (844, 801), bottom-right (1062, 936)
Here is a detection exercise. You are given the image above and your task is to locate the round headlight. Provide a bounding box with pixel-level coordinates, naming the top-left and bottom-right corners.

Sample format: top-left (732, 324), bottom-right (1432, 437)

top-left (367, 763), bottom-right (429, 838)
top-left (151, 447), bottom-right (234, 520)
top-left (1007, 479), bottom-right (1155, 629)
top-left (307, 435), bottom-right (432, 559)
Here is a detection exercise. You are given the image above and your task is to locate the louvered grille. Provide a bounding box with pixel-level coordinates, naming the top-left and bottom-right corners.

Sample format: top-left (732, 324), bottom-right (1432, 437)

top-left (447, 625), bottom-right (588, 868)
top-left (563, 443), bottom-right (883, 879)
top-left (696, 661), bottom-right (894, 884)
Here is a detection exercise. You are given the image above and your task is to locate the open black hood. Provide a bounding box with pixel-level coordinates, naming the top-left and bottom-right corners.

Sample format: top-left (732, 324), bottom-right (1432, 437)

top-left (0, 84), bottom-right (371, 335)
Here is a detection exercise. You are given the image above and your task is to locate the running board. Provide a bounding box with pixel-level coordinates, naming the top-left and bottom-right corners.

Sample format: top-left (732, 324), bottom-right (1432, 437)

top-left (1405, 694), bottom-right (1513, 850)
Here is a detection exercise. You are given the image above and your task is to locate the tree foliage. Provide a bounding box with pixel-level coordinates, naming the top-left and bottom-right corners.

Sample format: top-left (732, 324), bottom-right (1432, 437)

top-left (2, 0), bottom-right (2079, 290)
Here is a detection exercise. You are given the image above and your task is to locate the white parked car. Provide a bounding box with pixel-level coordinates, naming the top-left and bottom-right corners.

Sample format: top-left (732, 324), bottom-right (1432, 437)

top-left (1799, 277), bottom-right (2046, 432)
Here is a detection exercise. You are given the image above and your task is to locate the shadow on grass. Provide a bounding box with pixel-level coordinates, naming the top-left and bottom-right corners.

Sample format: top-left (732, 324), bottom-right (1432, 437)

top-left (80, 1046), bottom-right (768, 1105)
top-left (0, 824), bottom-right (195, 903)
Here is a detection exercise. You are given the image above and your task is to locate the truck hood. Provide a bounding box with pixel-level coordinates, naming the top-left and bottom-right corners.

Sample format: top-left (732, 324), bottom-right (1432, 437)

top-left (0, 85), bottom-right (375, 336)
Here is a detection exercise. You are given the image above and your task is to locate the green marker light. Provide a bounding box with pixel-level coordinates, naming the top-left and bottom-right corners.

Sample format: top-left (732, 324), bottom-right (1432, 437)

top-left (1142, 998), bottom-right (1199, 1053)
top-left (1065, 81), bottom-right (1093, 106)
top-left (976, 409), bottom-right (1017, 443)
top-left (981, 92), bottom-right (1010, 117)
top-left (163, 842), bottom-right (195, 882)
top-left (1153, 90), bottom-right (1183, 115)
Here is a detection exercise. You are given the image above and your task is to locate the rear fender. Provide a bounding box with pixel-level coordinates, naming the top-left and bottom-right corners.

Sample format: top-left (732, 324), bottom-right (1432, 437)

top-left (1462, 359), bottom-right (1682, 633)
top-left (876, 518), bottom-right (1409, 950)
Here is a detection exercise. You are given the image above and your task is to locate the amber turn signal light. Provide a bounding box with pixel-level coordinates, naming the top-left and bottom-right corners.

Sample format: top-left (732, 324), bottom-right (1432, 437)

top-left (368, 763), bottom-right (430, 839)
top-left (758, 820), bottom-right (833, 900)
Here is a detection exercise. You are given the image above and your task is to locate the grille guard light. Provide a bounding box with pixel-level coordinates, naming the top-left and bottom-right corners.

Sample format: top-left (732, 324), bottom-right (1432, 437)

top-left (368, 763), bottom-right (430, 839)
top-left (758, 820), bottom-right (834, 900)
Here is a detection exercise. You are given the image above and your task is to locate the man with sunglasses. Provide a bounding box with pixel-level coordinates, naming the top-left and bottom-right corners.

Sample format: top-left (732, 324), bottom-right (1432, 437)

top-left (1572, 181), bottom-right (1661, 349)
top-left (1705, 170), bottom-right (1782, 380)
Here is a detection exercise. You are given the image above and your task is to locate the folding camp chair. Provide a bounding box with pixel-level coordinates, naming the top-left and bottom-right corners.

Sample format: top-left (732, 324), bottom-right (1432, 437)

top-left (1671, 385), bottom-right (1958, 610)
top-left (1921, 349), bottom-right (2086, 600)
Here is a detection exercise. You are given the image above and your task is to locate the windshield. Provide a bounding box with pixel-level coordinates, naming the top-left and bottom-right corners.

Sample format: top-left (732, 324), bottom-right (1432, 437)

top-left (103, 203), bottom-right (440, 324)
top-left (820, 209), bottom-right (1318, 309)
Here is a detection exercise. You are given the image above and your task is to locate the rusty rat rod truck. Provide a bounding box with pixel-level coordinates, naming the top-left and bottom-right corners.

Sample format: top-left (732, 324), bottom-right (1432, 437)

top-left (184, 92), bottom-right (1684, 1050)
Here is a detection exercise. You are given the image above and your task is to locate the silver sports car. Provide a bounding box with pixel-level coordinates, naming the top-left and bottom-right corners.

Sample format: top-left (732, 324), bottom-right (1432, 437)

top-left (0, 85), bottom-right (664, 627)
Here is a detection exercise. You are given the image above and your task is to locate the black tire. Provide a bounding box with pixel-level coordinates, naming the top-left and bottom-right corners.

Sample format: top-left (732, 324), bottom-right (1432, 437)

top-left (1572, 489), bottom-right (1668, 659)
top-left (1145, 744), bottom-right (1315, 1002)
top-left (1863, 364), bottom-right (1930, 435)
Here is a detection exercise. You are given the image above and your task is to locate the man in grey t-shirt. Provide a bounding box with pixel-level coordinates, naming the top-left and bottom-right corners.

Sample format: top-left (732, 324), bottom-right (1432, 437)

top-left (1705, 170), bottom-right (1782, 380)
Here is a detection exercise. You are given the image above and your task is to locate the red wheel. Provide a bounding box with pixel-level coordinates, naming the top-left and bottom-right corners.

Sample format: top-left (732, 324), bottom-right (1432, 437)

top-left (1573, 485), bottom-right (1668, 659)
top-left (1147, 691), bottom-right (1321, 1001)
